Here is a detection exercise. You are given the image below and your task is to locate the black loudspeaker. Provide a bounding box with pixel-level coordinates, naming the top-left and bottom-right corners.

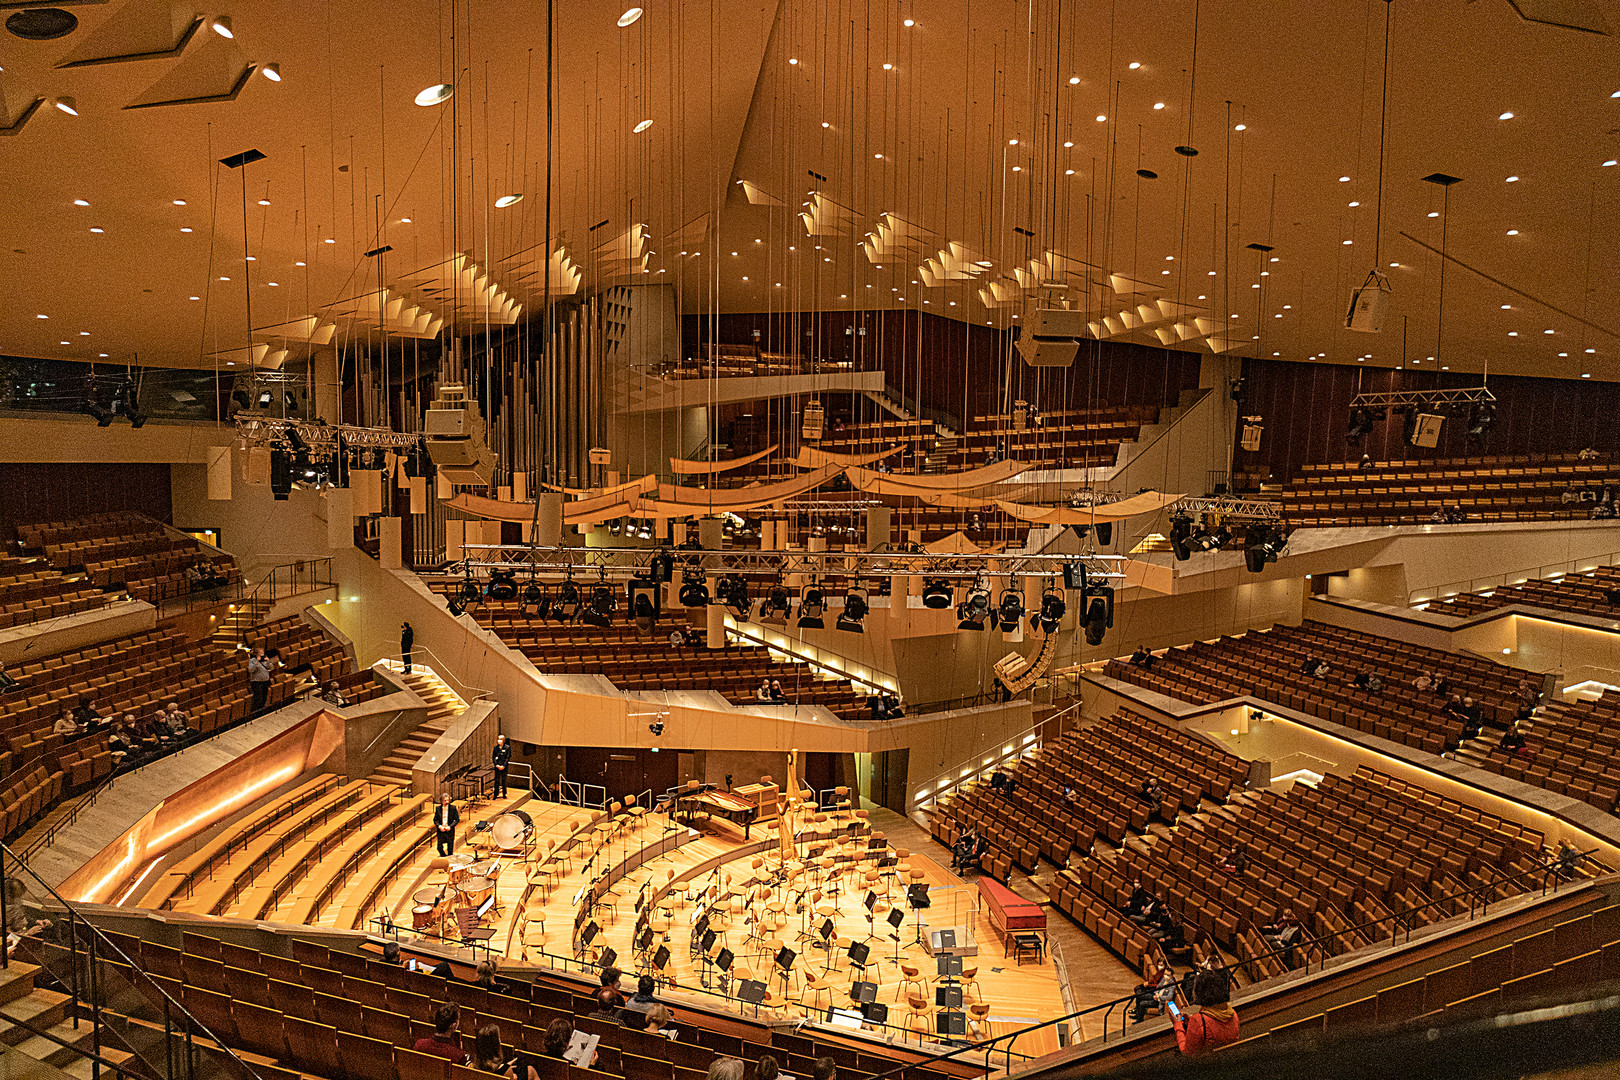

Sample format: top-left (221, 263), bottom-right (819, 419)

top-left (1245, 545), bottom-right (1267, 573)
top-left (1094, 522), bottom-right (1113, 546)
top-left (269, 449), bottom-right (292, 500)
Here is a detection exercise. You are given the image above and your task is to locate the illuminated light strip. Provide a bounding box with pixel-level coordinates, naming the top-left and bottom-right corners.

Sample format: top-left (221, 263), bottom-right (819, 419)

top-left (80, 835), bottom-right (137, 903)
top-left (147, 764), bottom-right (300, 849)
top-left (116, 857), bottom-right (165, 906)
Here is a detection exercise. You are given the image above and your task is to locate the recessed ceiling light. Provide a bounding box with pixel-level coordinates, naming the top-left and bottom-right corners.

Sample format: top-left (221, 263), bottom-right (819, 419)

top-left (73, 199), bottom-right (88, 207)
top-left (89, 227), bottom-right (103, 233)
top-left (79, 331), bottom-right (88, 335)
top-left (1586, 348), bottom-right (1597, 353)
top-left (1095, 114), bottom-right (1106, 122)
top-left (789, 58), bottom-right (798, 65)
top-left (1128, 61), bottom-right (1141, 69)
top-left (1389, 262), bottom-right (1399, 267)
top-left (1441, 365), bottom-right (1449, 370)
top-left (400, 217), bottom-right (411, 223)
top-left (617, 6), bottom-right (643, 26)
top-left (633, 119), bottom-right (653, 133)
top-left (904, 18), bottom-right (914, 26)
top-left (821, 120), bottom-right (829, 128)
top-left (173, 199), bottom-right (187, 206)
top-left (1348, 201), bottom-right (1360, 207)
top-left (1065, 169), bottom-right (1074, 175)
top-left (189, 296), bottom-right (200, 301)
top-left (257, 199), bottom-right (270, 206)
top-left (1153, 102), bottom-right (1165, 110)
top-left (324, 237), bottom-right (335, 243)
top-left (246, 256), bottom-right (255, 261)
top-left (1342, 239), bottom-right (1352, 245)
top-left (1338, 176), bottom-right (1350, 182)
top-left (1559, 352), bottom-right (1568, 357)
top-left (1165, 255), bottom-right (1174, 260)
top-left (1508, 331), bottom-right (1518, 336)
top-left (1011, 165), bottom-right (1020, 171)
top-left (1234, 123), bottom-right (1246, 131)
top-left (211, 15), bottom-right (233, 38)
top-left (1507, 229), bottom-right (1519, 235)
top-left (53, 97), bottom-right (78, 116)
top-left (1162, 270), bottom-right (1171, 275)
top-left (35, 314), bottom-right (46, 319)
top-left (415, 84), bottom-right (453, 107)
top-left (1583, 373), bottom-right (1591, 378)
top-left (59, 341), bottom-right (69, 346)
top-left (1069, 76), bottom-right (1080, 84)
top-left (1008, 138), bottom-right (1018, 146)
top-left (1499, 111), bottom-right (1513, 120)
top-left (295, 261), bottom-right (305, 266)
top-left (268, 281), bottom-right (279, 286)
top-left (1428, 211), bottom-right (1440, 217)
top-left (260, 62), bottom-right (281, 82)
top-left (1505, 175), bottom-right (1519, 182)
top-left (1603, 160), bottom-right (1617, 167)
top-left (1502, 304), bottom-right (1512, 309)
top-left (882, 63), bottom-right (893, 70)
top-left (1063, 140), bottom-right (1073, 148)
top-left (742, 277), bottom-right (748, 281)
top-left (1411, 359), bottom-right (1420, 364)
top-left (1544, 328), bottom-right (1554, 334)
top-left (875, 153), bottom-right (884, 159)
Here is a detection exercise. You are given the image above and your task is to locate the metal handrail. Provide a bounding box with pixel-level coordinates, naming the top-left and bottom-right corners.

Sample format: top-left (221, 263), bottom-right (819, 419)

top-left (376, 646), bottom-right (493, 703)
top-left (0, 842), bottom-right (264, 1080)
top-left (722, 617), bottom-right (895, 696)
top-left (909, 718), bottom-right (1048, 811)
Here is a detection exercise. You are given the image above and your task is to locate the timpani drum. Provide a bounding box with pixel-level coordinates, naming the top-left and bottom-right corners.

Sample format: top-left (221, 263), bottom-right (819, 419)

top-left (457, 875), bottom-right (495, 908)
top-left (447, 854), bottom-right (475, 884)
top-left (490, 810), bottom-right (534, 850)
top-left (412, 904), bottom-right (437, 931)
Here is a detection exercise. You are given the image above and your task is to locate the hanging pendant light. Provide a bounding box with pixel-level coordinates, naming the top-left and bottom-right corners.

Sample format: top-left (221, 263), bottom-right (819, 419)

top-left (1348, 0), bottom-right (1396, 333)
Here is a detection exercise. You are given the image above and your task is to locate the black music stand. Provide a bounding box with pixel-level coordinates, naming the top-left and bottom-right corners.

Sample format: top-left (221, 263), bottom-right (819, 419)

top-left (907, 882), bottom-right (931, 947)
top-left (861, 1000), bottom-right (888, 1026)
top-left (773, 944), bottom-right (797, 996)
top-left (850, 980), bottom-right (878, 1005)
top-left (847, 940), bottom-right (871, 981)
top-left (936, 1011), bottom-right (967, 1041)
top-left (577, 921), bottom-right (599, 960)
top-left (936, 985), bottom-right (963, 1008)
top-left (860, 889), bottom-right (881, 944)
top-left (738, 979), bottom-right (768, 1015)
top-left (937, 954), bottom-right (963, 978)
top-left (599, 947), bottom-right (618, 972)
top-left (651, 945), bottom-right (672, 987)
top-left (634, 926), bottom-right (653, 962)
top-left (886, 906), bottom-right (906, 965)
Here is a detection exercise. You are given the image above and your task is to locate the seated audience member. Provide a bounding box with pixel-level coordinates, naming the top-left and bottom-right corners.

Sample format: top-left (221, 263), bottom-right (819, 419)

top-left (1516, 679), bottom-right (1539, 712)
top-left (473, 1024), bottom-right (536, 1080)
top-left (1156, 917), bottom-right (1192, 959)
top-left (642, 1004), bottom-right (676, 1037)
top-left (72, 697), bottom-right (102, 728)
top-left (1130, 956), bottom-right (1176, 1023)
top-left (630, 974), bottom-right (657, 1005)
top-left (413, 1004), bottom-right (470, 1063)
top-left (769, 680), bottom-right (785, 702)
top-left (1128, 894), bottom-right (1164, 927)
top-left (1414, 671), bottom-right (1432, 693)
top-left (381, 941), bottom-right (402, 965)
top-left (1499, 723), bottom-right (1528, 753)
top-left (1556, 840), bottom-right (1581, 880)
top-left (473, 960), bottom-right (506, 993)
top-left (322, 682), bottom-right (348, 706)
top-left (1173, 969), bottom-right (1240, 1054)
top-left (1358, 453), bottom-right (1374, 471)
top-left (1364, 672), bottom-right (1382, 692)
top-left (53, 711), bottom-right (79, 737)
top-left (1297, 655), bottom-right (1318, 675)
top-left (164, 703), bottom-right (191, 738)
top-left (1062, 785), bottom-right (1080, 806)
top-left (756, 1055), bottom-right (781, 1080)
top-left (1219, 845), bottom-right (1248, 875)
top-left (810, 1057), bottom-right (837, 1080)
top-left (1311, 660), bottom-right (1330, 679)
top-left (1130, 646), bottom-right (1155, 668)
top-left (756, 678), bottom-right (773, 702)
top-left (1139, 777), bottom-right (1165, 806)
top-left (541, 1019), bottom-right (594, 1067)
top-left (881, 691), bottom-right (903, 718)
top-left (1124, 879), bottom-right (1155, 919)
top-left (107, 722), bottom-right (132, 766)
top-left (588, 986), bottom-right (622, 1023)
top-left (1260, 909), bottom-right (1303, 961)
top-left (708, 1059), bottom-right (746, 1080)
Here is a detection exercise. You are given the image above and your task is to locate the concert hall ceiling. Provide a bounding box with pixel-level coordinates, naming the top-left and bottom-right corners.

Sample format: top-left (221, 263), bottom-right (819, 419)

top-left (0, 0), bottom-right (1614, 379)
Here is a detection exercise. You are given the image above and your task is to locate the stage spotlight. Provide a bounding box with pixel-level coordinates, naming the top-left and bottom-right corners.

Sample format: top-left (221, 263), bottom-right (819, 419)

top-left (759, 583), bottom-right (792, 620)
top-left (1468, 402), bottom-right (1497, 439)
top-left (553, 580), bottom-right (581, 621)
top-left (957, 581), bottom-right (991, 630)
top-left (455, 579), bottom-right (481, 610)
top-left (631, 591), bottom-right (657, 634)
top-left (1347, 406), bottom-right (1381, 443)
top-left (648, 719), bottom-right (665, 737)
top-left (797, 585), bottom-right (826, 629)
top-left (836, 587), bottom-right (869, 633)
top-left (521, 581), bottom-right (551, 619)
top-left (921, 578), bottom-right (953, 609)
top-left (1036, 586), bottom-right (1066, 633)
top-left (487, 569), bottom-right (518, 601)
top-left (1243, 524), bottom-right (1287, 574)
top-left (581, 584), bottom-right (615, 628)
top-left (718, 574), bottom-right (750, 619)
top-left (677, 571), bottom-right (710, 608)
top-left (269, 448), bottom-right (292, 500)
top-left (1081, 583), bottom-right (1114, 646)
top-left (997, 588), bottom-right (1025, 632)
top-left (1168, 512), bottom-right (1194, 561)
top-left (83, 400), bottom-right (114, 426)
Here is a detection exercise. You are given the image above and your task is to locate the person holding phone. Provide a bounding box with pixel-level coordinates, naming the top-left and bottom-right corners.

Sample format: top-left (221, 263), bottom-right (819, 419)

top-left (1172, 970), bottom-right (1240, 1054)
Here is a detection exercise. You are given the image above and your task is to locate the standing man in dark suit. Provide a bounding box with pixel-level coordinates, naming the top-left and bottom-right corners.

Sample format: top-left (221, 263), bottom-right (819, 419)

top-left (401, 622), bottom-right (415, 674)
top-left (491, 734), bottom-right (511, 799)
top-left (433, 792), bottom-right (460, 856)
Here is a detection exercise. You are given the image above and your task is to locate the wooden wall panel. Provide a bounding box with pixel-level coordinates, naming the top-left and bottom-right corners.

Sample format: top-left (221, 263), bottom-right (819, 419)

top-left (0, 462), bottom-right (172, 543)
top-left (1234, 358), bottom-right (1620, 482)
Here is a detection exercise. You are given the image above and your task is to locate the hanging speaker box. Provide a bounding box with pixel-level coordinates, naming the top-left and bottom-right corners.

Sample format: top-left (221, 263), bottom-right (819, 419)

top-left (1346, 269), bottom-right (1392, 333)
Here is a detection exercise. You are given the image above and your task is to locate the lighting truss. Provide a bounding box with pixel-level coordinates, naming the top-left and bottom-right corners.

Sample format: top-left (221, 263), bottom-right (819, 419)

top-left (233, 415), bottom-right (424, 454)
top-left (1348, 386), bottom-right (1495, 411)
top-left (1172, 495), bottom-right (1283, 520)
top-left (455, 542), bottom-right (1127, 585)
top-left (1066, 488), bottom-right (1136, 507)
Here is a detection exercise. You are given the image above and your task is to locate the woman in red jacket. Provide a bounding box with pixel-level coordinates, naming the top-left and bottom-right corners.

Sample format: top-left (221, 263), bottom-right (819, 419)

top-left (1173, 969), bottom-right (1240, 1054)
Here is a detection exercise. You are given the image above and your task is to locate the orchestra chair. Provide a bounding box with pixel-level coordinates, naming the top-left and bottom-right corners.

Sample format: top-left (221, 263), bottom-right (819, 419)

top-left (967, 1002), bottom-right (993, 1040)
top-left (803, 974), bottom-right (834, 1014)
top-left (959, 964), bottom-right (981, 1003)
top-left (905, 993), bottom-right (932, 1038)
top-left (898, 963), bottom-right (927, 1003)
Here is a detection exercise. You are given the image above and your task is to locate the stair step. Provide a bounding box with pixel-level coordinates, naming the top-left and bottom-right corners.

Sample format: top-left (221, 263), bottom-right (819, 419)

top-left (15, 1017), bottom-right (95, 1067)
top-left (0, 966), bottom-right (39, 1009)
top-left (61, 1047), bottom-right (134, 1080)
top-left (0, 990), bottom-right (72, 1045)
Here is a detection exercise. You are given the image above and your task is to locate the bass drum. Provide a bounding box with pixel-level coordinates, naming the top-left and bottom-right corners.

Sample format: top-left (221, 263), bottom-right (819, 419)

top-left (490, 810), bottom-right (534, 850)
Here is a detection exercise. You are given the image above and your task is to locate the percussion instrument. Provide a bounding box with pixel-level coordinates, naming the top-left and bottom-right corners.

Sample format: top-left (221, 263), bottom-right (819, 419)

top-left (489, 810), bottom-right (534, 850)
top-left (412, 904), bottom-right (437, 931)
top-left (468, 859), bottom-right (500, 879)
top-left (413, 887), bottom-right (446, 905)
top-left (447, 854), bottom-right (475, 884)
top-left (457, 875), bottom-right (495, 907)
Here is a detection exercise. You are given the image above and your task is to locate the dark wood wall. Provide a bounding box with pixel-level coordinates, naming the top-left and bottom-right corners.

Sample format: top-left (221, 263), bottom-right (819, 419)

top-left (0, 463), bottom-right (172, 544)
top-left (1234, 358), bottom-right (1620, 482)
top-left (562, 746), bottom-right (681, 803)
top-left (683, 311), bottom-right (1201, 422)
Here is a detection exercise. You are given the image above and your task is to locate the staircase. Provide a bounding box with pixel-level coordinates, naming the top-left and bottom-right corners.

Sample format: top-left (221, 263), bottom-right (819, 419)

top-left (212, 596), bottom-right (272, 648)
top-left (370, 666), bottom-right (468, 787)
top-left (0, 962), bottom-right (135, 1080)
top-left (923, 432), bottom-right (961, 473)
